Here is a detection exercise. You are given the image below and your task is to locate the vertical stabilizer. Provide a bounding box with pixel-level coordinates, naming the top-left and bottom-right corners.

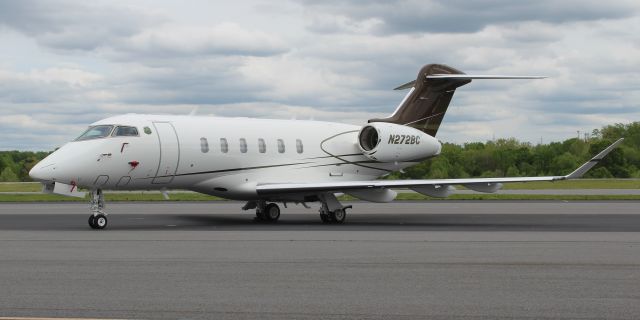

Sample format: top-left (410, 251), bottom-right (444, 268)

top-left (369, 64), bottom-right (470, 137)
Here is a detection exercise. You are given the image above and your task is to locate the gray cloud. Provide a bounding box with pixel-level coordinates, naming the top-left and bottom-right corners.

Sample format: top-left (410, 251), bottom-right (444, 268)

top-left (0, 0), bottom-right (287, 58)
top-left (0, 1), bottom-right (639, 150)
top-left (300, 0), bottom-right (638, 34)
top-left (0, 0), bottom-right (160, 51)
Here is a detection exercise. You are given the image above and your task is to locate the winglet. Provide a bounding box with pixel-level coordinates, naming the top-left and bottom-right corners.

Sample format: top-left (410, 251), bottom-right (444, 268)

top-left (564, 138), bottom-right (624, 179)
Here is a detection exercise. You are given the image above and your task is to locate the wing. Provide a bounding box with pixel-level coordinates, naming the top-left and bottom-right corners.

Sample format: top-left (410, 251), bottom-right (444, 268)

top-left (256, 138), bottom-right (623, 196)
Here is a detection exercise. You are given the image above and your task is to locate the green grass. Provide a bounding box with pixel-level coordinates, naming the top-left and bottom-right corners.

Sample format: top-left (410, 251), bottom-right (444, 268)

top-left (389, 193), bottom-right (640, 201)
top-left (1, 179), bottom-right (638, 202)
top-left (0, 182), bottom-right (42, 192)
top-left (1, 192), bottom-right (639, 202)
top-left (0, 193), bottom-right (224, 202)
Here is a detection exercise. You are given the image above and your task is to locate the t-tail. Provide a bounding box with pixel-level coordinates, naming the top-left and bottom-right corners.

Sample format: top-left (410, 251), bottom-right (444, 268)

top-left (368, 64), bottom-right (545, 137)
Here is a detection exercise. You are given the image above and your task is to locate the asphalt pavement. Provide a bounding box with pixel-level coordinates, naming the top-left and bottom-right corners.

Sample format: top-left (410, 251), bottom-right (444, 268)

top-left (1, 201), bottom-right (639, 319)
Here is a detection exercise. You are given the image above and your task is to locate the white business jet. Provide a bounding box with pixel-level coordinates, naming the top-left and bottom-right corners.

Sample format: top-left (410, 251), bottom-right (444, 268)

top-left (29, 64), bottom-right (623, 229)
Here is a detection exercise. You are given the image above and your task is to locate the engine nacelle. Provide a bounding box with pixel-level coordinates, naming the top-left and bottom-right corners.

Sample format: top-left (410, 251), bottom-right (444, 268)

top-left (358, 122), bottom-right (441, 162)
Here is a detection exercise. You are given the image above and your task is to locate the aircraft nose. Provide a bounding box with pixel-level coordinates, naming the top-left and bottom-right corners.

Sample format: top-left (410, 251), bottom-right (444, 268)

top-left (29, 161), bottom-right (55, 181)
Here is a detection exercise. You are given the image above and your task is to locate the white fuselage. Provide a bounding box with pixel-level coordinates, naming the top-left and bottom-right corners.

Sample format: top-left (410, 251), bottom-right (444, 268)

top-left (30, 114), bottom-right (442, 200)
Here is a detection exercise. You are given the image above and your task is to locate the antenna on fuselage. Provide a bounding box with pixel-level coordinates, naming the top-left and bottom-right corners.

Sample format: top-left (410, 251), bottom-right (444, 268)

top-left (189, 106), bottom-right (199, 116)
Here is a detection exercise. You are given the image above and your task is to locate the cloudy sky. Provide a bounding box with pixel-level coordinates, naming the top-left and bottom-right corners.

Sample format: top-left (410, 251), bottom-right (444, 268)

top-left (0, 0), bottom-right (638, 150)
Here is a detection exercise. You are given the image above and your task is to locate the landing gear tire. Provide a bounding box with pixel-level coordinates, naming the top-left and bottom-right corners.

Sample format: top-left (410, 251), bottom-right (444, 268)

top-left (264, 203), bottom-right (281, 222)
top-left (89, 214), bottom-right (107, 229)
top-left (330, 209), bottom-right (346, 224)
top-left (88, 215), bottom-right (97, 229)
top-left (255, 210), bottom-right (266, 221)
top-left (320, 213), bottom-right (330, 223)
top-left (95, 214), bottom-right (107, 229)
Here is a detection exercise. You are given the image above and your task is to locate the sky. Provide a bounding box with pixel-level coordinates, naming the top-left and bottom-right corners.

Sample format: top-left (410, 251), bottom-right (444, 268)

top-left (0, 0), bottom-right (638, 150)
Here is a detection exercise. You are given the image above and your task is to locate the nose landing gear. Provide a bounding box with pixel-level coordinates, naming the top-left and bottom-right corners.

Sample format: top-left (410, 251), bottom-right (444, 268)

top-left (88, 189), bottom-right (107, 230)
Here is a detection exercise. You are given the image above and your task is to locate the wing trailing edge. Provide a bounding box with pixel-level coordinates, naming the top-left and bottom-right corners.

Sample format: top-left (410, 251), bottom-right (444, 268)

top-left (256, 138), bottom-right (624, 196)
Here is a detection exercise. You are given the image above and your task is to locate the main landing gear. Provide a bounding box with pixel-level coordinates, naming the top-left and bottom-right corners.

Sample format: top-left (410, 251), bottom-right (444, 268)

top-left (253, 201), bottom-right (281, 222)
top-left (318, 193), bottom-right (352, 224)
top-left (242, 194), bottom-right (351, 224)
top-left (88, 189), bottom-right (108, 230)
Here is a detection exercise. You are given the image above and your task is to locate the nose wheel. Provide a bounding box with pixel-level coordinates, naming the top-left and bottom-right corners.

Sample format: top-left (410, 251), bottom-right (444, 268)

top-left (88, 213), bottom-right (108, 229)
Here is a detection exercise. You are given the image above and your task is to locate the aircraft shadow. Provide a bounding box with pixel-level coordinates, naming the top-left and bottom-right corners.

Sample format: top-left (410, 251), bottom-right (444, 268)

top-left (119, 213), bottom-right (640, 232)
top-left (0, 213), bottom-right (638, 232)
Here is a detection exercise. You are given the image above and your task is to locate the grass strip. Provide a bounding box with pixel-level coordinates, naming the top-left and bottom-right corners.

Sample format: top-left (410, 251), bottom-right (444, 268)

top-left (0, 182), bottom-right (42, 192)
top-left (0, 193), bottom-right (223, 202)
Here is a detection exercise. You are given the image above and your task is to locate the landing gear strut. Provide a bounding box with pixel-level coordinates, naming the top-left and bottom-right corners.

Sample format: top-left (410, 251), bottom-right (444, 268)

top-left (88, 189), bottom-right (107, 230)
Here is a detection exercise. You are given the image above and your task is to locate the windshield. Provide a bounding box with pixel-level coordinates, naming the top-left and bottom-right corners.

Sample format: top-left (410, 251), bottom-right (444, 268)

top-left (76, 125), bottom-right (114, 141)
top-left (112, 126), bottom-right (139, 137)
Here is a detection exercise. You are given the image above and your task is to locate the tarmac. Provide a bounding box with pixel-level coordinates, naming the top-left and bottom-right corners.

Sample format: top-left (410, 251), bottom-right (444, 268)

top-left (1, 201), bottom-right (639, 319)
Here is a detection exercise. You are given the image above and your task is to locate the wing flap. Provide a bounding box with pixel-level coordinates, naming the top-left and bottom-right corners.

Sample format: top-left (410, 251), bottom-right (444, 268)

top-left (256, 176), bottom-right (556, 195)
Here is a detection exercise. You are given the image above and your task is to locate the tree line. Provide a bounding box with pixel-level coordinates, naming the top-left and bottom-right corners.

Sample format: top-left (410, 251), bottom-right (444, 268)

top-left (1, 122), bottom-right (639, 182)
top-left (0, 150), bottom-right (50, 182)
top-left (387, 122), bottom-right (640, 180)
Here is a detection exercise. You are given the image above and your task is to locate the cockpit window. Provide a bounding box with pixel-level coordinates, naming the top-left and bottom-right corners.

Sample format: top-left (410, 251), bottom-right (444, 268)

top-left (76, 125), bottom-right (114, 141)
top-left (112, 126), bottom-right (139, 137)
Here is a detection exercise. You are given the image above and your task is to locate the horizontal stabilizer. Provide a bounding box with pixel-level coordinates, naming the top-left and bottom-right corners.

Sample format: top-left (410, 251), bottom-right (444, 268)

top-left (394, 80), bottom-right (417, 90)
top-left (426, 74), bottom-right (547, 80)
top-left (394, 74), bottom-right (546, 90)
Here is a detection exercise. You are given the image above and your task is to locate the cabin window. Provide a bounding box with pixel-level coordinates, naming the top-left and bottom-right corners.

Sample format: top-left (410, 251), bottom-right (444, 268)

top-left (76, 125), bottom-right (114, 141)
top-left (200, 137), bottom-right (209, 153)
top-left (296, 139), bottom-right (303, 154)
top-left (112, 126), bottom-right (139, 137)
top-left (143, 126), bottom-right (152, 134)
top-left (258, 138), bottom-right (266, 153)
top-left (277, 139), bottom-right (285, 153)
top-left (240, 138), bottom-right (247, 153)
top-left (220, 138), bottom-right (228, 153)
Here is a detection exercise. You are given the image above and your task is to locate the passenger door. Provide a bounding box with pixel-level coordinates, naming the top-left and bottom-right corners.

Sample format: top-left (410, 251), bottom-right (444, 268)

top-left (152, 122), bottom-right (180, 184)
